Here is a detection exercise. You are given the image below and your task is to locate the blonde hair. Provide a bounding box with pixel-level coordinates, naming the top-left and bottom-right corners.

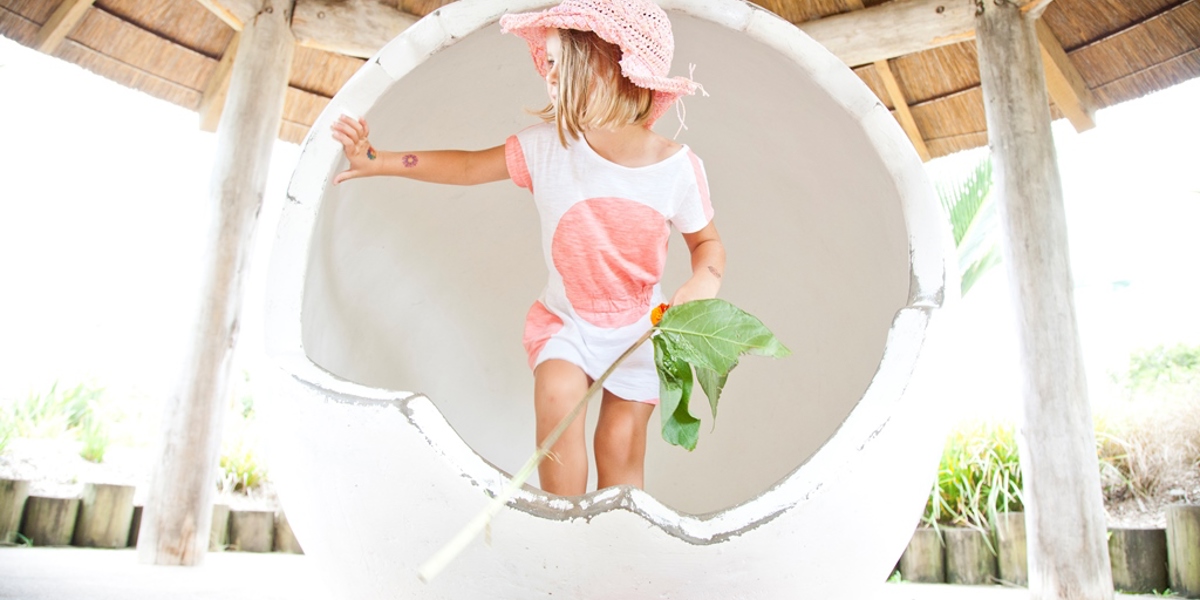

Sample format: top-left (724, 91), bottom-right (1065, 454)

top-left (538, 29), bottom-right (654, 147)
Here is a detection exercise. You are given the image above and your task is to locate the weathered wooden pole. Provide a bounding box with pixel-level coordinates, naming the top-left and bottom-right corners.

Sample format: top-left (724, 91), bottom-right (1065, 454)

top-left (974, 2), bottom-right (1113, 598)
top-left (138, 0), bottom-right (295, 566)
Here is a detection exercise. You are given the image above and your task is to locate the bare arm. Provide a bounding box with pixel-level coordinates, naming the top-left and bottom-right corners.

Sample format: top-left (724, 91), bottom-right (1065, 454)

top-left (670, 220), bottom-right (725, 306)
top-left (331, 115), bottom-right (509, 186)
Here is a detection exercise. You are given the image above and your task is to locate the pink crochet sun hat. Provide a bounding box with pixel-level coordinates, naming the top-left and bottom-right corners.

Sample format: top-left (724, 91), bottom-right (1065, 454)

top-left (500, 0), bottom-right (704, 126)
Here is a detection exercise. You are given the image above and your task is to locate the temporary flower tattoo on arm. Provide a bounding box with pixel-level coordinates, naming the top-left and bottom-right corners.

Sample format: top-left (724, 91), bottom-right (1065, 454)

top-left (402, 154), bottom-right (419, 168)
top-left (366, 146), bottom-right (377, 160)
top-left (707, 266), bottom-right (723, 279)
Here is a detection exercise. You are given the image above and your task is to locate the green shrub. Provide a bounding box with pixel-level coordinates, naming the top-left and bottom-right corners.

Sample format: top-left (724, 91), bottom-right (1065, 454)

top-left (217, 370), bottom-right (268, 494)
top-left (2, 381), bottom-right (112, 462)
top-left (0, 412), bottom-right (13, 456)
top-left (1123, 344), bottom-right (1200, 390)
top-left (6, 381), bottom-right (104, 437)
top-left (924, 420), bottom-right (1024, 532)
top-left (218, 442), bottom-right (267, 493)
top-left (77, 416), bottom-right (110, 463)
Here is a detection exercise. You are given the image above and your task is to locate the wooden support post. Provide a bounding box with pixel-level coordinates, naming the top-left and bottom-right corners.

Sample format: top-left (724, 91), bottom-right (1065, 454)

top-left (199, 33), bottom-right (241, 133)
top-left (138, 0), bottom-right (295, 567)
top-left (34, 0), bottom-right (96, 54)
top-left (974, 3), bottom-right (1112, 599)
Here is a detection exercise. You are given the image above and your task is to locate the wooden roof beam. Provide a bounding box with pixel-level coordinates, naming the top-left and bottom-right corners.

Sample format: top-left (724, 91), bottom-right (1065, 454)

top-left (292, 0), bottom-right (419, 59)
top-left (836, 0), bottom-right (931, 161)
top-left (34, 0), bottom-right (96, 53)
top-left (798, 0), bottom-right (1059, 67)
top-left (1035, 18), bottom-right (1097, 132)
top-left (874, 59), bottom-right (932, 161)
top-left (193, 0), bottom-right (256, 30)
top-left (199, 32), bottom-right (240, 132)
top-left (195, 0), bottom-right (418, 59)
top-left (798, 0), bottom-right (976, 67)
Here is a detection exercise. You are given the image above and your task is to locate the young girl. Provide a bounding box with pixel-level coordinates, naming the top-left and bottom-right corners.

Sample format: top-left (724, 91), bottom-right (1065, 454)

top-left (330, 0), bottom-right (724, 497)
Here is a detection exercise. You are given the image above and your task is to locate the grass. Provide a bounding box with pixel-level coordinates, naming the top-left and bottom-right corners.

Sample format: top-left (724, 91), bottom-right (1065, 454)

top-left (1096, 346), bottom-right (1200, 508)
top-left (0, 381), bottom-right (113, 462)
top-left (924, 420), bottom-right (1024, 534)
top-left (1, 372), bottom-right (272, 499)
top-left (217, 370), bottom-right (269, 495)
top-left (924, 343), bottom-right (1200, 534)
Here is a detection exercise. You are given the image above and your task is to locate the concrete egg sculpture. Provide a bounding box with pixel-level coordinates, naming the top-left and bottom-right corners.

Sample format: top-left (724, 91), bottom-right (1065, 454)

top-left (263, 1), bottom-right (955, 598)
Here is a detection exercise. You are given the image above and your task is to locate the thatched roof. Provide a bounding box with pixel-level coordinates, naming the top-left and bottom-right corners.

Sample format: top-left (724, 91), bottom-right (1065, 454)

top-left (2, 0), bottom-right (1197, 157)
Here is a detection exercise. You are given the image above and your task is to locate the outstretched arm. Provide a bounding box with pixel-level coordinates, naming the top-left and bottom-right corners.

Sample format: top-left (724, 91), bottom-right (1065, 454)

top-left (331, 115), bottom-right (508, 186)
top-left (670, 220), bottom-right (725, 306)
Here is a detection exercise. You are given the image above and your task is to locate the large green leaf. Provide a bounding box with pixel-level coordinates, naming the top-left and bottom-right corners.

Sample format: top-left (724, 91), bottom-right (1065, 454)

top-left (653, 335), bottom-right (699, 450)
top-left (656, 299), bottom-right (791, 375)
top-left (652, 299), bottom-right (789, 449)
top-left (696, 366), bottom-right (728, 422)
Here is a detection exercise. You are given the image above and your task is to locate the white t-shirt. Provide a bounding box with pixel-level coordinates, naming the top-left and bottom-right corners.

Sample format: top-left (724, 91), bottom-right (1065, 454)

top-left (506, 122), bottom-right (714, 402)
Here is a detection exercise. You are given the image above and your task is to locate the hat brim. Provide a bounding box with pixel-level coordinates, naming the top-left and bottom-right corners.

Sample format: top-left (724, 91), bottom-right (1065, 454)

top-left (500, 8), bottom-right (699, 126)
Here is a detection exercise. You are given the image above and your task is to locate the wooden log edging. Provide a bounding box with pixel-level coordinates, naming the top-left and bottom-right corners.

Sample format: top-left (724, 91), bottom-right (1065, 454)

top-left (210, 504), bottom-right (231, 551)
top-left (73, 483), bottom-right (136, 548)
top-left (1, 478), bottom-right (305, 555)
top-left (228, 509), bottom-right (274, 553)
top-left (274, 510), bottom-right (303, 554)
top-left (944, 527), bottom-right (998, 585)
top-left (1109, 528), bottom-right (1168, 594)
top-left (0, 479), bottom-right (30, 544)
top-left (992, 512), bottom-right (1028, 586)
top-left (21, 496), bottom-right (80, 546)
top-left (899, 519), bottom-right (1187, 592)
top-left (1167, 504), bottom-right (1200, 598)
top-left (899, 527), bottom-right (945, 582)
top-left (128, 505), bottom-right (143, 547)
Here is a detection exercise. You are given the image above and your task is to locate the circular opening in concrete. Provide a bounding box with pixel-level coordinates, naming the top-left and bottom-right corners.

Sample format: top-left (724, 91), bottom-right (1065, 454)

top-left (283, 2), bottom-right (942, 515)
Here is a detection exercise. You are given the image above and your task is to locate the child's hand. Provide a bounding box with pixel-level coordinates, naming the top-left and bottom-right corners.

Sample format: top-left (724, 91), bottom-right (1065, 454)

top-left (331, 115), bottom-right (376, 184)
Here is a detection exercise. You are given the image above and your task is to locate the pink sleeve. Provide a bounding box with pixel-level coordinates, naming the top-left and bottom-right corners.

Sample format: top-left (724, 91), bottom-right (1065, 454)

top-left (672, 150), bottom-right (714, 233)
top-left (506, 135), bottom-right (532, 192)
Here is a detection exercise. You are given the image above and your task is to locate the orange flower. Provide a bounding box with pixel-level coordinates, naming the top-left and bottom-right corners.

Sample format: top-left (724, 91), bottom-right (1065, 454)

top-left (650, 303), bottom-right (670, 326)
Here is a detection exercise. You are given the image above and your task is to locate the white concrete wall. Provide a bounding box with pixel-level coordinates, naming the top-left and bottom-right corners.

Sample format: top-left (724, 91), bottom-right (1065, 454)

top-left (263, 2), bottom-right (952, 596)
top-left (298, 12), bottom-right (909, 515)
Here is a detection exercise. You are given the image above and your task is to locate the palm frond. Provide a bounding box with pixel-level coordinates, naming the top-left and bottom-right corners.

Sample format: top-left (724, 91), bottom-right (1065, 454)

top-left (935, 156), bottom-right (1001, 296)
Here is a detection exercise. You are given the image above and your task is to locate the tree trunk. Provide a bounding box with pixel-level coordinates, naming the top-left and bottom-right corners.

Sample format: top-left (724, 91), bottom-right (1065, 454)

top-left (137, 0), bottom-right (295, 566)
top-left (974, 3), bottom-right (1112, 599)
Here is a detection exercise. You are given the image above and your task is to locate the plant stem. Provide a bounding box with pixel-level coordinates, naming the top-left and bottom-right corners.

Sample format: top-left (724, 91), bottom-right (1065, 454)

top-left (417, 328), bottom-right (655, 583)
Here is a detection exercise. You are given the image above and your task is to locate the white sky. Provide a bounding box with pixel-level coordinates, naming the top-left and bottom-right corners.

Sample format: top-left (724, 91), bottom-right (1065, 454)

top-left (0, 34), bottom-right (1198, 422)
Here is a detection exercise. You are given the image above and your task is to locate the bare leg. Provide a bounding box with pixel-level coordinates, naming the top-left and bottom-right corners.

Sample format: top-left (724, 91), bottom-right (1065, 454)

top-left (534, 359), bottom-right (590, 496)
top-left (594, 391), bottom-right (655, 490)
